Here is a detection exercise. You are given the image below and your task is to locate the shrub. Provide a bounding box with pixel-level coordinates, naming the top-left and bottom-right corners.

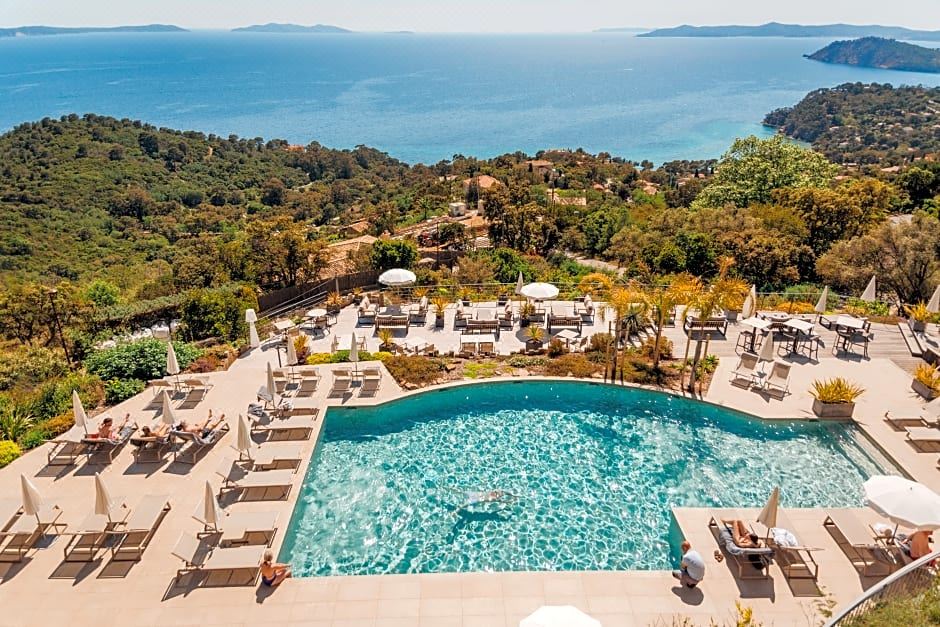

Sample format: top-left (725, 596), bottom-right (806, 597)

top-left (641, 336), bottom-right (673, 360)
top-left (383, 356), bottom-right (445, 387)
top-left (507, 355), bottom-right (546, 368)
top-left (464, 361), bottom-right (499, 379)
top-left (180, 284), bottom-right (258, 342)
top-left (28, 371), bottom-right (103, 421)
top-left (306, 353), bottom-right (334, 365)
top-left (0, 406), bottom-right (34, 441)
top-left (547, 339), bottom-right (566, 358)
top-left (844, 298), bottom-right (890, 317)
top-left (545, 354), bottom-right (600, 378)
top-left (906, 302), bottom-right (935, 323)
top-left (588, 333), bottom-right (613, 353)
top-left (19, 412), bottom-right (75, 449)
top-left (104, 378), bottom-right (145, 404)
top-left (84, 279), bottom-right (121, 307)
top-left (293, 336), bottom-right (310, 363)
top-left (0, 344), bottom-right (70, 392)
top-left (0, 440), bottom-right (21, 468)
top-left (85, 338), bottom-right (202, 381)
top-left (810, 378), bottom-right (865, 404)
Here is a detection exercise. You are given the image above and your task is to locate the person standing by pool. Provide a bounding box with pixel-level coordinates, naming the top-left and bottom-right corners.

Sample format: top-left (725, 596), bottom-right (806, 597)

top-left (672, 541), bottom-right (705, 589)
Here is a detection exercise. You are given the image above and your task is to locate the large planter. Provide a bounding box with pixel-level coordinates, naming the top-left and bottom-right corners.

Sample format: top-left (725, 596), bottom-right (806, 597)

top-left (812, 399), bottom-right (856, 419)
top-left (910, 319), bottom-right (927, 333)
top-left (525, 339), bottom-right (543, 353)
top-left (912, 379), bottom-right (939, 401)
top-left (435, 314), bottom-right (445, 328)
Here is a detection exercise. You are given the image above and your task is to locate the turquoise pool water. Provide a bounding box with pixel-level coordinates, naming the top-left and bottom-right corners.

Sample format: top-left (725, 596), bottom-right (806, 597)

top-left (280, 381), bottom-right (891, 576)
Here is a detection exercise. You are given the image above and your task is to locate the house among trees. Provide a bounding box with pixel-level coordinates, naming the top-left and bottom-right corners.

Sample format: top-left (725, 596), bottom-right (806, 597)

top-left (525, 159), bottom-right (553, 176)
top-left (342, 219), bottom-right (372, 237)
top-left (325, 234), bottom-right (378, 275)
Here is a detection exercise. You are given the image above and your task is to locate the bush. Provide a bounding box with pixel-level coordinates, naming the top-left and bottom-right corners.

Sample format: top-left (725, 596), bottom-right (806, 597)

top-left (85, 338), bottom-right (202, 382)
top-left (0, 344), bottom-right (70, 391)
top-left (547, 339), bottom-right (566, 358)
top-left (0, 440), bottom-right (21, 468)
top-left (28, 371), bottom-right (103, 421)
top-left (641, 336), bottom-right (674, 360)
top-left (180, 284), bottom-right (257, 342)
top-left (305, 350), bottom-right (391, 365)
top-left (844, 297), bottom-right (890, 317)
top-left (19, 412), bottom-right (75, 449)
top-left (383, 356), bottom-right (445, 387)
top-left (588, 333), bottom-right (613, 353)
top-left (0, 405), bottom-right (34, 441)
top-left (104, 378), bottom-right (145, 404)
top-left (810, 378), bottom-right (865, 403)
top-left (507, 355), bottom-right (546, 368)
top-left (545, 354), bottom-right (601, 378)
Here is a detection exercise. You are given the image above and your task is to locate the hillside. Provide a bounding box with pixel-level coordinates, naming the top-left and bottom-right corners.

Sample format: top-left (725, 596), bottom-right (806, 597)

top-left (639, 22), bottom-right (940, 40)
top-left (806, 37), bottom-right (940, 73)
top-left (0, 25), bottom-right (186, 38)
top-left (232, 23), bottom-right (351, 34)
top-left (763, 82), bottom-right (940, 163)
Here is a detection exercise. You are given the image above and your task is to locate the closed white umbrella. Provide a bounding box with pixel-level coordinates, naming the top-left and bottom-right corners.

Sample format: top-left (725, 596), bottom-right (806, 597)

top-left (520, 606), bottom-right (601, 627)
top-left (758, 331), bottom-right (775, 362)
top-left (814, 286), bottom-right (829, 315)
top-left (160, 390), bottom-right (177, 426)
top-left (245, 308), bottom-right (260, 349)
top-left (378, 268), bottom-right (417, 287)
top-left (860, 275), bottom-right (877, 303)
top-left (20, 474), bottom-right (43, 519)
top-left (514, 271), bottom-right (524, 295)
top-left (72, 390), bottom-right (88, 433)
top-left (927, 284), bottom-right (940, 314)
top-left (864, 475), bottom-right (940, 530)
top-left (94, 473), bottom-right (117, 519)
top-left (286, 335), bottom-right (298, 366)
top-left (266, 362), bottom-right (277, 400)
top-left (520, 282), bottom-right (559, 300)
top-left (236, 413), bottom-right (253, 458)
top-left (349, 333), bottom-right (360, 376)
top-left (202, 480), bottom-right (223, 530)
top-left (166, 341), bottom-right (180, 376)
top-left (756, 486), bottom-right (779, 530)
top-left (741, 287), bottom-right (755, 319)
top-left (749, 284), bottom-right (758, 310)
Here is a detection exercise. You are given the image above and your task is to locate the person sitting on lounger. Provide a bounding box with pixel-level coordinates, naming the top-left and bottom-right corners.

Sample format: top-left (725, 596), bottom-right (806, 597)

top-left (139, 424), bottom-right (170, 439)
top-left (97, 414), bottom-right (132, 440)
top-left (724, 519), bottom-right (761, 548)
top-left (899, 529), bottom-right (933, 559)
top-left (260, 550), bottom-right (292, 587)
top-left (177, 412), bottom-right (225, 438)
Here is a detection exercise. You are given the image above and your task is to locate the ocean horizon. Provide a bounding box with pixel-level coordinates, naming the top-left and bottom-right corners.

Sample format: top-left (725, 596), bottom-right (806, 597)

top-left (1, 32), bottom-right (939, 164)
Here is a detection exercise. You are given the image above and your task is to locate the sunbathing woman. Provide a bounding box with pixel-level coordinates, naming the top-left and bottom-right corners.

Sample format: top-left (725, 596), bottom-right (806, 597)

top-left (260, 550), bottom-right (292, 587)
top-left (724, 519), bottom-right (761, 548)
top-left (97, 414), bottom-right (132, 440)
top-left (177, 412), bottom-right (225, 438)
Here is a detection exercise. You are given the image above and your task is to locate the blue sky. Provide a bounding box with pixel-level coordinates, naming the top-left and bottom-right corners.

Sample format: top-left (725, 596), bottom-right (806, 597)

top-left (2, 0), bottom-right (938, 32)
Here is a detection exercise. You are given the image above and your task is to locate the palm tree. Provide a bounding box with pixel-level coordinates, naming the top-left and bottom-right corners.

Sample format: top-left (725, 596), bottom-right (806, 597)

top-left (607, 283), bottom-right (648, 383)
top-left (646, 274), bottom-right (700, 370)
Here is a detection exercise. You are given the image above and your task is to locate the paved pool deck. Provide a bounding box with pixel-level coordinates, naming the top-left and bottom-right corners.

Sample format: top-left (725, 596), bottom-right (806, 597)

top-left (0, 308), bottom-right (937, 626)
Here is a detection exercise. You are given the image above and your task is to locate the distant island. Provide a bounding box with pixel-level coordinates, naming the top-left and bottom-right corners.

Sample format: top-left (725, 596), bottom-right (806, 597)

top-left (0, 25), bottom-right (186, 38)
top-left (593, 27), bottom-right (650, 34)
top-left (637, 22), bottom-right (940, 41)
top-left (232, 23), bottom-right (351, 34)
top-left (806, 37), bottom-right (940, 73)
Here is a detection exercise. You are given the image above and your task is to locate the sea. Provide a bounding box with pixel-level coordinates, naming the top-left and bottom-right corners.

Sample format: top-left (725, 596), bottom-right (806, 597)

top-left (1, 32), bottom-right (939, 165)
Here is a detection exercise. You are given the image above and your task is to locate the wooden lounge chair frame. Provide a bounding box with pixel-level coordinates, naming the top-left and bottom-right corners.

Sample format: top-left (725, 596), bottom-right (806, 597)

top-left (83, 423), bottom-right (138, 465)
top-left (110, 495), bottom-right (172, 561)
top-left (63, 507), bottom-right (131, 562)
top-left (0, 506), bottom-right (66, 562)
top-left (215, 462), bottom-right (294, 500)
top-left (172, 423), bottom-right (231, 464)
top-left (885, 411), bottom-right (935, 432)
top-left (822, 511), bottom-right (898, 577)
top-left (905, 426), bottom-right (940, 452)
top-left (761, 510), bottom-right (821, 581)
top-left (172, 534), bottom-right (265, 585)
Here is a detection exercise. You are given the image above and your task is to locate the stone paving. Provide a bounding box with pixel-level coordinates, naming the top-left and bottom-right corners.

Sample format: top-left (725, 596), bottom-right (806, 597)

top-left (0, 303), bottom-right (937, 626)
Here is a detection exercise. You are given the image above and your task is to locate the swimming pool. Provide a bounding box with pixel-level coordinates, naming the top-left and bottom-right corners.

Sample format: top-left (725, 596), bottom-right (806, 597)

top-left (280, 381), bottom-right (893, 576)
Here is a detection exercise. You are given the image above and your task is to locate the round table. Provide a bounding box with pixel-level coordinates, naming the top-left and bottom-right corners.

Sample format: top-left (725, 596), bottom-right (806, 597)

top-left (305, 308), bottom-right (327, 319)
top-left (762, 311), bottom-right (790, 324)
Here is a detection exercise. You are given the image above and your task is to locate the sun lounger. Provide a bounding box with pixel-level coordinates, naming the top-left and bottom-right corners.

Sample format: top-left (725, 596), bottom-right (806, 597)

top-left (329, 373), bottom-right (352, 398)
top-left (730, 353), bottom-right (760, 388)
top-left (0, 499), bottom-right (21, 533)
top-left (148, 378), bottom-right (176, 396)
top-left (110, 495), bottom-right (172, 561)
top-left (823, 510), bottom-right (899, 576)
top-left (46, 426), bottom-right (88, 466)
top-left (707, 512), bottom-right (774, 580)
top-left (0, 505), bottom-right (65, 562)
top-left (82, 422), bottom-right (138, 464)
top-left (63, 506), bottom-right (131, 562)
top-left (172, 422), bottom-right (231, 464)
top-left (759, 509), bottom-right (821, 581)
top-left (361, 374), bottom-right (381, 396)
top-left (296, 376), bottom-right (319, 397)
top-left (885, 411), bottom-right (935, 431)
top-left (252, 414), bottom-right (316, 440)
top-left (131, 429), bottom-right (175, 463)
top-left (763, 360), bottom-right (791, 398)
top-left (906, 426), bottom-right (940, 451)
top-left (172, 534), bottom-right (266, 585)
top-left (242, 442), bottom-right (304, 470)
top-left (215, 461), bottom-right (294, 500)
top-left (197, 508), bottom-right (280, 546)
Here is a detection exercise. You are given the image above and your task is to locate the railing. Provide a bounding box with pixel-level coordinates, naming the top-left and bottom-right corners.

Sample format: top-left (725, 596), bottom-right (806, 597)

top-left (825, 548), bottom-right (940, 626)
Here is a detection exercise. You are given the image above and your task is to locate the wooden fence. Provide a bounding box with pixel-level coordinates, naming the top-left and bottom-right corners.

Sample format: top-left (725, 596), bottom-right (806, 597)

top-left (257, 270), bottom-right (380, 314)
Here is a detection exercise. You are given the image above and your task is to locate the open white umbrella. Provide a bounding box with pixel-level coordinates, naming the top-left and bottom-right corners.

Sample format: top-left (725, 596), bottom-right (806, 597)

top-left (20, 474), bottom-right (43, 519)
top-left (864, 475), bottom-right (940, 530)
top-left (927, 284), bottom-right (940, 314)
top-left (266, 362), bottom-right (277, 400)
top-left (514, 271), bottom-right (524, 295)
top-left (756, 486), bottom-right (780, 530)
top-left (860, 275), bottom-right (877, 302)
top-left (378, 268), bottom-right (417, 287)
top-left (72, 390), bottom-right (88, 433)
top-left (286, 335), bottom-right (298, 366)
top-left (520, 606), bottom-right (601, 627)
top-left (758, 331), bottom-right (775, 362)
top-left (814, 286), bottom-right (829, 315)
top-left (236, 413), bottom-right (253, 458)
top-left (94, 473), bottom-right (117, 519)
top-left (520, 282), bottom-right (559, 300)
top-left (245, 308), bottom-right (260, 349)
top-left (202, 480), bottom-right (223, 530)
top-left (349, 333), bottom-right (360, 376)
top-left (160, 390), bottom-right (177, 426)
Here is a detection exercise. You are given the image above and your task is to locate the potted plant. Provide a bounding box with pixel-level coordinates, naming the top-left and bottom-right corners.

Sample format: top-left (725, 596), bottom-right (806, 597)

top-left (458, 286), bottom-right (472, 307)
top-left (325, 290), bottom-right (343, 315)
top-left (722, 293), bottom-right (746, 322)
top-left (431, 295), bottom-right (448, 328)
top-left (519, 301), bottom-right (535, 327)
top-left (912, 364), bottom-right (940, 401)
top-left (377, 328), bottom-right (395, 352)
top-left (810, 378), bottom-right (865, 419)
top-left (905, 302), bottom-right (933, 333)
top-left (525, 325), bottom-right (544, 353)
top-left (351, 288), bottom-right (364, 306)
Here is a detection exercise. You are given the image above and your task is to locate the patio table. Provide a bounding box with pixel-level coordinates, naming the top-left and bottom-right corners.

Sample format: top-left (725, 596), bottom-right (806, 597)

top-left (554, 329), bottom-right (579, 347)
top-left (835, 315), bottom-right (865, 330)
top-left (783, 318), bottom-right (815, 353)
top-left (739, 316), bottom-right (772, 352)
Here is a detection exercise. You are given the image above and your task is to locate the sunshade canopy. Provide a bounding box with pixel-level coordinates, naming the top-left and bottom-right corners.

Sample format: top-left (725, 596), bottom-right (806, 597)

top-left (864, 475), bottom-right (940, 530)
top-left (378, 268), bottom-right (417, 287)
top-left (520, 282), bottom-right (559, 300)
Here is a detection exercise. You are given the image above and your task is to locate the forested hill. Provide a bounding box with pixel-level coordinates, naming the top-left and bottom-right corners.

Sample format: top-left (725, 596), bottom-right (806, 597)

top-left (763, 83), bottom-right (940, 164)
top-left (638, 23), bottom-right (940, 40)
top-left (0, 114), bottom-right (419, 289)
top-left (0, 25), bottom-right (186, 38)
top-left (806, 37), bottom-right (940, 73)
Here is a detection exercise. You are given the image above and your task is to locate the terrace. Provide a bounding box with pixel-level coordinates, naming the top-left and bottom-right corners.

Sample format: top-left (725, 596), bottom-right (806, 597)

top-left (0, 283), bottom-right (938, 626)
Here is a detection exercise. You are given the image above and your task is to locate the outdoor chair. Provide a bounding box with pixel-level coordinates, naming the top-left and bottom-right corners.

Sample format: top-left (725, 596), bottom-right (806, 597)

top-left (884, 411), bottom-right (936, 431)
top-left (0, 505), bottom-right (66, 562)
top-left (110, 494), bottom-right (172, 561)
top-left (707, 513), bottom-right (773, 580)
top-left (131, 431), bottom-right (175, 463)
top-left (239, 441), bottom-right (304, 471)
top-left (172, 534), bottom-right (266, 585)
top-left (734, 329), bottom-right (756, 354)
top-left (905, 426), bottom-right (940, 452)
top-left (576, 296), bottom-right (595, 322)
top-left (730, 353), bottom-right (760, 389)
top-left (148, 378), bottom-right (176, 396)
top-left (454, 304), bottom-right (470, 328)
top-left (82, 422), bottom-right (138, 464)
top-left (0, 499), bottom-right (21, 534)
top-left (47, 426), bottom-right (89, 466)
top-left (215, 460), bottom-right (294, 500)
top-left (329, 373), bottom-right (352, 398)
top-left (760, 510), bottom-right (821, 582)
top-left (296, 376), bottom-right (318, 397)
top-left (499, 305), bottom-right (514, 329)
top-left (823, 511), bottom-right (899, 577)
top-left (251, 414), bottom-right (316, 441)
top-left (409, 296), bottom-right (428, 325)
top-left (62, 503), bottom-right (132, 562)
top-left (196, 508), bottom-right (279, 546)
top-left (763, 361), bottom-right (791, 398)
top-left (172, 422), bottom-right (231, 464)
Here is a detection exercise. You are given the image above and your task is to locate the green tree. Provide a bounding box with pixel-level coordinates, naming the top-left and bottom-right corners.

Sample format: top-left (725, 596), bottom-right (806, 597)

top-left (692, 135), bottom-right (838, 209)
top-left (369, 239), bottom-right (418, 271)
top-left (244, 217), bottom-right (326, 287)
top-left (84, 280), bottom-right (120, 307)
